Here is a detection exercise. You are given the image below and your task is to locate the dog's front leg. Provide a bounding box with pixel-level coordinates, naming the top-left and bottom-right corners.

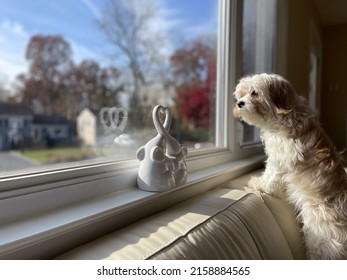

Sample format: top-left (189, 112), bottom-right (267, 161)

top-left (248, 165), bottom-right (286, 197)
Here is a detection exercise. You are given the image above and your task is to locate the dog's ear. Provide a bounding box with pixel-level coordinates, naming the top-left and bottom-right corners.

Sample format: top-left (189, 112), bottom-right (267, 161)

top-left (269, 77), bottom-right (296, 115)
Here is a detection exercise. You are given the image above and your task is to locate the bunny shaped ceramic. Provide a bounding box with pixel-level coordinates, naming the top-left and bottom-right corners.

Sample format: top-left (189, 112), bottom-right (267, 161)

top-left (136, 105), bottom-right (187, 192)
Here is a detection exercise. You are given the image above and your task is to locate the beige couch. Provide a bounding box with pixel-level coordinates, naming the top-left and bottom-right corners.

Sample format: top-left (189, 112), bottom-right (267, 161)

top-left (56, 169), bottom-right (307, 260)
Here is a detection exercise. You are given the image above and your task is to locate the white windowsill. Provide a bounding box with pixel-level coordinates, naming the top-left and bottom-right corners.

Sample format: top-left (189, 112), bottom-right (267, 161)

top-left (0, 154), bottom-right (265, 259)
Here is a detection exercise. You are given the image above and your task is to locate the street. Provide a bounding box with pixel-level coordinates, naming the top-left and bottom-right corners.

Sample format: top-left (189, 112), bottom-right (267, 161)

top-left (0, 151), bottom-right (40, 173)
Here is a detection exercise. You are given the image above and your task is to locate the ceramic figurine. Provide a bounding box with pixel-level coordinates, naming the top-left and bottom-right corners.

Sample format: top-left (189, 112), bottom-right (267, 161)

top-left (136, 105), bottom-right (188, 192)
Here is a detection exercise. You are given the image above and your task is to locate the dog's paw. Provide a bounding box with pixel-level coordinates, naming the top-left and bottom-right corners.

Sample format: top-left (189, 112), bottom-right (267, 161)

top-left (247, 176), bottom-right (264, 192)
top-left (248, 176), bottom-right (285, 198)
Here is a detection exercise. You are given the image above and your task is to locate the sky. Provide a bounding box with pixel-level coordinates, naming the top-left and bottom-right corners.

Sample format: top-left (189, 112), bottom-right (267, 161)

top-left (0, 0), bottom-right (218, 93)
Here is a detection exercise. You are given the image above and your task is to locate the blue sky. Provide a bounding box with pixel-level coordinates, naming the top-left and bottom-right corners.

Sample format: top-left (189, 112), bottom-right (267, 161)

top-left (0, 0), bottom-right (218, 92)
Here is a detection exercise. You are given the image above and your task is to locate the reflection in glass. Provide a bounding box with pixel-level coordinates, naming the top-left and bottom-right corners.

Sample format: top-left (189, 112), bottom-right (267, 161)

top-left (0, 0), bottom-right (218, 173)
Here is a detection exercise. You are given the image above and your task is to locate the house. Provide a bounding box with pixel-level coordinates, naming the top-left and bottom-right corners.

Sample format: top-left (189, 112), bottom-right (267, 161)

top-left (0, 102), bottom-right (75, 150)
top-left (0, 102), bottom-right (33, 150)
top-left (31, 114), bottom-right (75, 147)
top-left (76, 108), bottom-right (100, 146)
top-left (77, 107), bottom-right (133, 148)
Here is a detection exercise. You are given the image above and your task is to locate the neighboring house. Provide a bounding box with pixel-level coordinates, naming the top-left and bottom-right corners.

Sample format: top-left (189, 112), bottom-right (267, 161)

top-left (77, 107), bottom-right (135, 148)
top-left (31, 114), bottom-right (75, 147)
top-left (77, 108), bottom-right (100, 146)
top-left (0, 103), bottom-right (33, 150)
top-left (0, 102), bottom-right (75, 150)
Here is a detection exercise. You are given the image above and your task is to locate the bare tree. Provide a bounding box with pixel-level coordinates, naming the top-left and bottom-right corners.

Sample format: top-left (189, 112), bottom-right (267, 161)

top-left (97, 0), bottom-right (167, 115)
top-left (62, 59), bottom-right (124, 119)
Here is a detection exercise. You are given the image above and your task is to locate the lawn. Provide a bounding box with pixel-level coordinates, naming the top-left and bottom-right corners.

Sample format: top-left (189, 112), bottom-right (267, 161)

top-left (18, 147), bottom-right (96, 164)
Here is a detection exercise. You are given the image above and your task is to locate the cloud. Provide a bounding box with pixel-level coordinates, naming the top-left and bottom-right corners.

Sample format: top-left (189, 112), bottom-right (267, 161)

top-left (2, 20), bottom-right (28, 38)
top-left (81, 0), bottom-right (101, 19)
top-left (0, 20), bottom-right (29, 90)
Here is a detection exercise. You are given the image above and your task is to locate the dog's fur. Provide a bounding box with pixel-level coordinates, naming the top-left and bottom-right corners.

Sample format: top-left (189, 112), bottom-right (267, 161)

top-left (233, 73), bottom-right (347, 259)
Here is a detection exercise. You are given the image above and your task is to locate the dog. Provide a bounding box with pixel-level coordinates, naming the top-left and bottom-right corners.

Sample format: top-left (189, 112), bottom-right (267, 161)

top-left (233, 73), bottom-right (347, 259)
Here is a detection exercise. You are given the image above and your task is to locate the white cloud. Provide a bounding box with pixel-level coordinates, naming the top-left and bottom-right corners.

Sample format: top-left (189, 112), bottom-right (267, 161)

top-left (81, 0), bottom-right (101, 19)
top-left (0, 18), bottom-right (103, 91)
top-left (0, 20), bottom-right (29, 90)
top-left (3, 20), bottom-right (28, 38)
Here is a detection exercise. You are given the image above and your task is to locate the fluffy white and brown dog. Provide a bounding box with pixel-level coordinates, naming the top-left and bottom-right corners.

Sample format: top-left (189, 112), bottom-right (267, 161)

top-left (233, 73), bottom-right (347, 260)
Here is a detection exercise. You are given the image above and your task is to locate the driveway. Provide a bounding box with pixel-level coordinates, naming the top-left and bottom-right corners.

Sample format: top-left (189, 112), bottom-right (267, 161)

top-left (0, 151), bottom-right (40, 173)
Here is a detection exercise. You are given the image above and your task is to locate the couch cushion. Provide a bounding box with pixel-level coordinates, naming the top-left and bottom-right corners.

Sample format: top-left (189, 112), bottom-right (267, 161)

top-left (227, 170), bottom-right (307, 259)
top-left (151, 191), bottom-right (293, 260)
top-left (56, 170), bottom-right (304, 259)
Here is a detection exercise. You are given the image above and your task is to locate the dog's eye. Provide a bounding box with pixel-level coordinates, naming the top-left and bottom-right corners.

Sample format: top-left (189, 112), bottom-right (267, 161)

top-left (251, 91), bottom-right (258, 97)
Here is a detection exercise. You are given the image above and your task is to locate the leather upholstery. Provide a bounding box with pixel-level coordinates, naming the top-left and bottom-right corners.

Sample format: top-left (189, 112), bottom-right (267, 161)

top-left (56, 169), bottom-right (307, 260)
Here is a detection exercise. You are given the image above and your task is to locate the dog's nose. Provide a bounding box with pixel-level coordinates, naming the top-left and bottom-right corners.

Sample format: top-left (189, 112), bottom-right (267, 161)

top-left (237, 101), bottom-right (245, 108)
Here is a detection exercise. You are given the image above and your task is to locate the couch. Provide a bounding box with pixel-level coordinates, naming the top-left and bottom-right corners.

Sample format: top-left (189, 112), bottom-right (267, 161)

top-left (55, 169), bottom-right (307, 260)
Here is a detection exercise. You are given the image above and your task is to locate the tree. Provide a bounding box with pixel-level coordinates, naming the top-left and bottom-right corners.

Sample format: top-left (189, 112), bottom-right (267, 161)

top-left (176, 63), bottom-right (216, 128)
top-left (97, 0), bottom-right (168, 127)
top-left (170, 36), bottom-right (217, 129)
top-left (62, 59), bottom-right (124, 119)
top-left (0, 74), bottom-right (10, 102)
top-left (17, 35), bottom-right (73, 115)
top-left (15, 35), bottom-right (123, 120)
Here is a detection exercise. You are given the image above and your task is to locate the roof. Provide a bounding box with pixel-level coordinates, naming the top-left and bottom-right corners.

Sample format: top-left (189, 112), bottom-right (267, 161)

top-left (78, 107), bottom-right (99, 116)
top-left (0, 102), bottom-right (73, 125)
top-left (33, 114), bottom-right (72, 125)
top-left (0, 102), bottom-right (32, 116)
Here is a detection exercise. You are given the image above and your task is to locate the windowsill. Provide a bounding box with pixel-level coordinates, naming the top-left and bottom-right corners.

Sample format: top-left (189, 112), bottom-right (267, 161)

top-left (0, 154), bottom-right (265, 259)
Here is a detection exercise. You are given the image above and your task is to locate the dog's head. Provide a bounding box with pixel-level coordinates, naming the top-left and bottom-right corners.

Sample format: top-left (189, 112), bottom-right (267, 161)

top-left (233, 73), bottom-right (298, 128)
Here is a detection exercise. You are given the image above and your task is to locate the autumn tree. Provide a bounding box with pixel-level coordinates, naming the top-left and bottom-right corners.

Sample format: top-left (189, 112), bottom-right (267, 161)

top-left (170, 36), bottom-right (217, 130)
top-left (0, 75), bottom-right (9, 102)
top-left (15, 35), bottom-right (123, 120)
top-left (62, 59), bottom-right (124, 119)
top-left (16, 35), bottom-right (73, 115)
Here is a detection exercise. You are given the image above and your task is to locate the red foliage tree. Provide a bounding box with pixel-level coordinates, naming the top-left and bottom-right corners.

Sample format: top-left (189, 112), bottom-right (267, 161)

top-left (176, 62), bottom-right (216, 128)
top-left (170, 36), bottom-right (216, 129)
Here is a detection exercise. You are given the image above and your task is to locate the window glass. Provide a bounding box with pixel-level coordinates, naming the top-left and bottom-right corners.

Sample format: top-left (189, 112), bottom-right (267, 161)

top-left (0, 0), bottom-right (218, 174)
top-left (239, 0), bottom-right (276, 147)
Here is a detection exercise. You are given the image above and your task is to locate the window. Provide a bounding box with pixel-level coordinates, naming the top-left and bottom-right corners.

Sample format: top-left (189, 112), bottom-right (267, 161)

top-left (0, 0), bottom-right (269, 213)
top-left (308, 20), bottom-right (322, 112)
top-left (238, 0), bottom-right (277, 147)
top-left (0, 0), bottom-right (270, 259)
top-left (0, 0), bottom-right (220, 173)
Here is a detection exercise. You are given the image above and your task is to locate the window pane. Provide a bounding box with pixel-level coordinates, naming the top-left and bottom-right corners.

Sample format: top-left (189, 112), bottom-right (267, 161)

top-left (239, 0), bottom-right (276, 146)
top-left (0, 0), bottom-right (218, 174)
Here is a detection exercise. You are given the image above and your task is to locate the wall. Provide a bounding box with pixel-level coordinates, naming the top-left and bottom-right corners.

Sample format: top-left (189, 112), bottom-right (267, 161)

top-left (321, 24), bottom-right (347, 151)
top-left (283, 0), bottom-right (321, 99)
top-left (280, 0), bottom-right (347, 153)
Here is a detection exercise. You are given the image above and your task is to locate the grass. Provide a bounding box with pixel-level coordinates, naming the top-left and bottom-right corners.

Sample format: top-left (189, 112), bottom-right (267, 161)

top-left (18, 147), bottom-right (96, 164)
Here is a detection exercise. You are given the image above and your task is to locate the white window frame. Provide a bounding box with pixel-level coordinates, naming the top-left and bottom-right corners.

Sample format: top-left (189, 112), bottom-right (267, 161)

top-left (0, 0), bottom-right (265, 259)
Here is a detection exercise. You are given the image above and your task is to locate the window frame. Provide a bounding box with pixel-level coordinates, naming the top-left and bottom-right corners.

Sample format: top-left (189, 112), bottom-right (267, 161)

top-left (0, 0), bottom-right (266, 259)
